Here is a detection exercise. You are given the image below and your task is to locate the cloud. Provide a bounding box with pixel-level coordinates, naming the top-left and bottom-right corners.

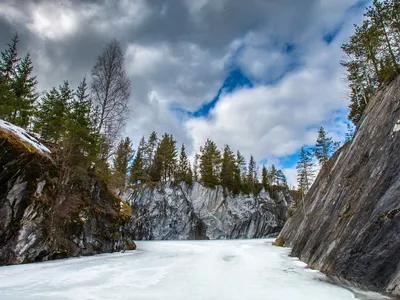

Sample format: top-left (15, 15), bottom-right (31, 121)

top-left (0, 0), bottom-right (367, 187)
top-left (27, 3), bottom-right (79, 40)
top-left (185, 37), bottom-right (349, 158)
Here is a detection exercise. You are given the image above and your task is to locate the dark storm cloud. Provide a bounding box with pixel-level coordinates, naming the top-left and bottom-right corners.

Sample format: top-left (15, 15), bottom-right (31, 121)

top-left (0, 0), bottom-right (352, 95)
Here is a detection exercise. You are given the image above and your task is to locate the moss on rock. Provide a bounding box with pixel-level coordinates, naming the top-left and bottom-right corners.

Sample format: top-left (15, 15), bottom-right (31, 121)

top-left (272, 236), bottom-right (285, 247)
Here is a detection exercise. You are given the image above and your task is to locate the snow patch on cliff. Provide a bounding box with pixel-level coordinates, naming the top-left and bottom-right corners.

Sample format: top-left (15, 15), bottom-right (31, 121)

top-left (393, 119), bottom-right (400, 132)
top-left (0, 119), bottom-right (51, 153)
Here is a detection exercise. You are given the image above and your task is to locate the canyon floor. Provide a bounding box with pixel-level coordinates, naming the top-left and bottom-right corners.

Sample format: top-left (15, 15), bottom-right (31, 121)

top-left (0, 239), bottom-right (390, 300)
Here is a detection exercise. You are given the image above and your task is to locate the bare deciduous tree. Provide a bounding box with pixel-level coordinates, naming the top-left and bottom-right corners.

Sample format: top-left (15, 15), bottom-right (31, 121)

top-left (91, 39), bottom-right (130, 158)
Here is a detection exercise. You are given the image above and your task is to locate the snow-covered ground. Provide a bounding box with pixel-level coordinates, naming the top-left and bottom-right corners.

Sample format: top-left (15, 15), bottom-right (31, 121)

top-left (0, 239), bottom-right (389, 300)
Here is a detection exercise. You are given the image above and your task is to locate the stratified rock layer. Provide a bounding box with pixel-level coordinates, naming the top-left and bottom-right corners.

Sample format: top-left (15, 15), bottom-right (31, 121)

top-left (280, 75), bottom-right (400, 297)
top-left (121, 182), bottom-right (291, 240)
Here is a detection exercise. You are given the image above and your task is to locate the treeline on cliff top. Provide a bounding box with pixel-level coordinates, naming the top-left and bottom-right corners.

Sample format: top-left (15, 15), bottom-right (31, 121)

top-left (0, 35), bottom-right (288, 197)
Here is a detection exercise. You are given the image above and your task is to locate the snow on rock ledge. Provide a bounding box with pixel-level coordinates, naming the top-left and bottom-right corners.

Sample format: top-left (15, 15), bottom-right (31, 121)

top-left (0, 119), bottom-right (51, 153)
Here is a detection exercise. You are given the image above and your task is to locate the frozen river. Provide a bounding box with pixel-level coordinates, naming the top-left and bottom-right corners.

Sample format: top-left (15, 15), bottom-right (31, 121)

top-left (0, 239), bottom-right (389, 300)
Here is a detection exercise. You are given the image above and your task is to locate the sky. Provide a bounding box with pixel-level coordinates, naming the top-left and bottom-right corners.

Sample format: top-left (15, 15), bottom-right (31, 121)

top-left (0, 0), bottom-right (369, 187)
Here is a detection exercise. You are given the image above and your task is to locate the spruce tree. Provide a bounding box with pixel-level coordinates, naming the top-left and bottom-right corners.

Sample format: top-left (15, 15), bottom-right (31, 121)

top-left (220, 145), bottom-right (235, 192)
top-left (113, 137), bottom-right (134, 187)
top-left (185, 162), bottom-right (193, 185)
top-left (129, 150), bottom-right (144, 185)
top-left (345, 124), bottom-right (354, 143)
top-left (269, 165), bottom-right (278, 186)
top-left (145, 131), bottom-right (158, 171)
top-left (151, 134), bottom-right (177, 182)
top-left (10, 53), bottom-right (38, 127)
top-left (63, 77), bottom-right (99, 175)
top-left (165, 134), bottom-right (178, 181)
top-left (276, 170), bottom-right (287, 187)
top-left (176, 143), bottom-right (191, 184)
top-left (233, 150), bottom-right (245, 194)
top-left (35, 87), bottom-right (64, 142)
top-left (296, 147), bottom-right (315, 196)
top-left (0, 34), bottom-right (19, 82)
top-left (137, 136), bottom-right (150, 181)
top-left (0, 35), bottom-right (38, 128)
top-left (0, 34), bottom-right (19, 122)
top-left (0, 80), bottom-right (15, 120)
top-left (341, 0), bottom-right (400, 125)
top-left (261, 165), bottom-right (270, 191)
top-left (247, 155), bottom-right (257, 194)
top-left (314, 127), bottom-right (335, 165)
top-left (199, 139), bottom-right (221, 188)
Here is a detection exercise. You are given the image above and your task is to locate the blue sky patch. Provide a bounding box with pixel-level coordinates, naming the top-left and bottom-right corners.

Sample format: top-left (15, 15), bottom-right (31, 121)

top-left (323, 24), bottom-right (343, 44)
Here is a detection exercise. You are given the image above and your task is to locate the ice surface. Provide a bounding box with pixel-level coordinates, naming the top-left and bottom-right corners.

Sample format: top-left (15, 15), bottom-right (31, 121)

top-left (0, 239), bottom-right (389, 300)
top-left (0, 119), bottom-right (51, 153)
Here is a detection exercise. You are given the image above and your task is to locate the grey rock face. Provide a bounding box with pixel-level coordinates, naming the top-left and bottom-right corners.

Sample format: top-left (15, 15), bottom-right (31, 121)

top-left (280, 75), bottom-right (400, 297)
top-left (121, 182), bottom-right (291, 240)
top-left (0, 124), bottom-right (133, 266)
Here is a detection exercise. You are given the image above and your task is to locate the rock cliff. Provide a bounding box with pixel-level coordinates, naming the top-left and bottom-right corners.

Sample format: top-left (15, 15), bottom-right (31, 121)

top-left (0, 120), bottom-right (134, 266)
top-left (279, 75), bottom-right (400, 297)
top-left (120, 182), bottom-right (291, 240)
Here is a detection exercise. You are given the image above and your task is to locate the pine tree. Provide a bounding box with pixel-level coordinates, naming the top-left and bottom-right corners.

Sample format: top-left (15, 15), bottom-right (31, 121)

top-left (199, 139), bottom-right (221, 188)
top-left (0, 34), bottom-right (19, 122)
top-left (269, 164), bottom-right (278, 186)
top-left (345, 123), bottom-right (355, 143)
top-left (366, 0), bottom-right (399, 72)
top-left (145, 131), bottom-right (158, 169)
top-left (113, 137), bottom-right (134, 187)
top-left (176, 143), bottom-right (191, 184)
top-left (10, 53), bottom-right (38, 127)
top-left (129, 150), bottom-right (144, 184)
top-left (151, 134), bottom-right (177, 182)
top-left (341, 0), bottom-right (400, 126)
top-left (0, 35), bottom-right (38, 128)
top-left (261, 165), bottom-right (270, 191)
top-left (137, 136), bottom-right (150, 181)
top-left (0, 34), bottom-right (19, 82)
top-left (62, 77), bottom-right (99, 174)
top-left (220, 145), bottom-right (235, 192)
top-left (0, 80), bottom-right (15, 120)
top-left (35, 82), bottom-right (72, 143)
top-left (296, 147), bottom-right (315, 196)
top-left (276, 169), bottom-right (287, 187)
top-left (233, 150), bottom-right (245, 194)
top-left (185, 162), bottom-right (193, 185)
top-left (314, 127), bottom-right (335, 165)
top-left (165, 134), bottom-right (178, 181)
top-left (247, 155), bottom-right (257, 194)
